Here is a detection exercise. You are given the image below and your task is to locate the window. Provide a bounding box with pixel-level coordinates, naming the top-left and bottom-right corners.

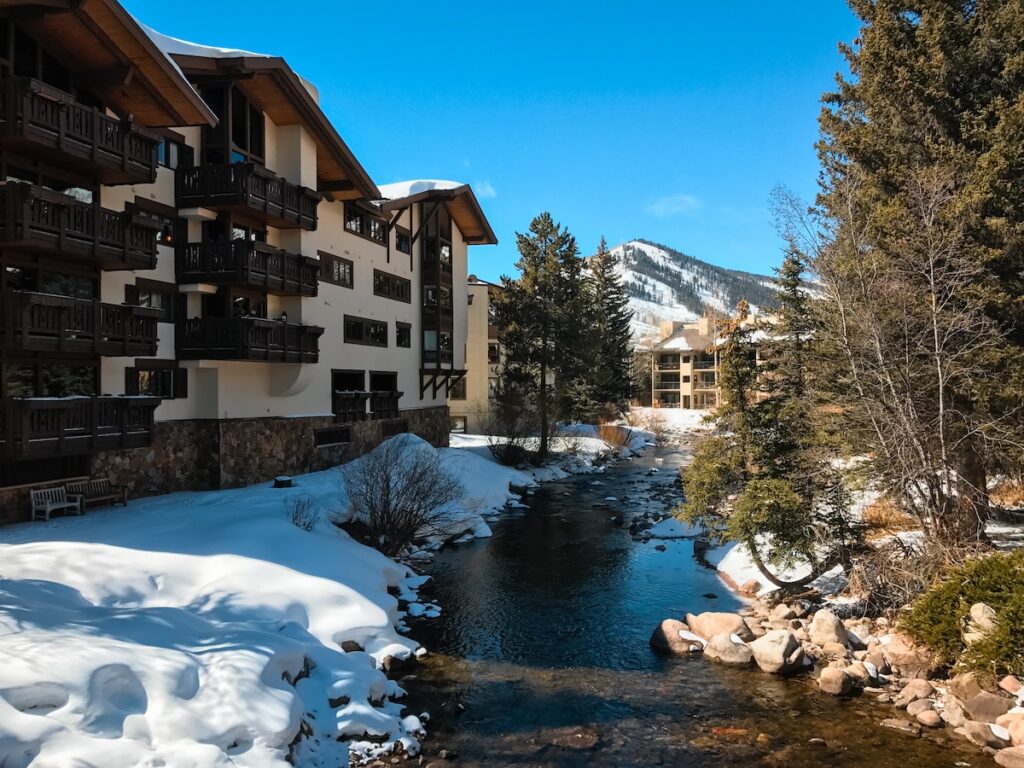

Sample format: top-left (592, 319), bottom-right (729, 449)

top-left (126, 362), bottom-right (187, 399)
top-left (395, 227), bottom-right (411, 255)
top-left (450, 416), bottom-right (467, 433)
top-left (199, 83), bottom-right (264, 165)
top-left (127, 279), bottom-right (178, 323)
top-left (157, 137), bottom-right (183, 170)
top-left (315, 426), bottom-right (352, 447)
top-left (344, 315), bottom-right (388, 347)
top-left (344, 204), bottom-right (386, 244)
top-left (396, 322), bottom-right (411, 348)
top-left (488, 343), bottom-right (500, 364)
top-left (488, 377), bottom-right (499, 401)
top-left (370, 371), bottom-right (398, 392)
top-left (450, 378), bottom-right (466, 400)
top-left (4, 363), bottom-right (96, 397)
top-left (130, 198), bottom-right (182, 247)
top-left (423, 286), bottom-right (438, 308)
top-left (318, 251), bottom-right (353, 289)
top-left (373, 270), bottom-right (411, 303)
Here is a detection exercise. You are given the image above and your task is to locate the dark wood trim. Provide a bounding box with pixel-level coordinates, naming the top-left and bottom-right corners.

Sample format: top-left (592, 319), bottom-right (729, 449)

top-left (318, 250), bottom-right (353, 289)
top-left (372, 268), bottom-right (411, 303)
top-left (342, 314), bottom-right (387, 348)
top-left (131, 195), bottom-right (178, 219)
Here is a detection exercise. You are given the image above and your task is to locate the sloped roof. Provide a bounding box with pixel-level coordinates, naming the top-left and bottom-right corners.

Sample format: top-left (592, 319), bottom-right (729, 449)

top-left (377, 181), bottom-right (497, 246)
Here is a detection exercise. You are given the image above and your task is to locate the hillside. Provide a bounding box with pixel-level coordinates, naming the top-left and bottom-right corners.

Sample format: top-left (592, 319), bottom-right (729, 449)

top-left (609, 239), bottom-right (778, 339)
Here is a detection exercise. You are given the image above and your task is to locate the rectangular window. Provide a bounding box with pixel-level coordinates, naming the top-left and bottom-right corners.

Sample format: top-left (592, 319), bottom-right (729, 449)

top-left (370, 371), bottom-right (398, 392)
top-left (318, 251), bottom-right (353, 288)
top-left (157, 137), bottom-right (182, 170)
top-left (450, 416), bottom-right (467, 433)
top-left (424, 286), bottom-right (438, 308)
top-left (488, 343), bottom-right (500, 364)
top-left (344, 204), bottom-right (386, 244)
top-left (128, 279), bottom-right (177, 323)
top-left (373, 269), bottom-right (411, 303)
top-left (315, 426), bottom-right (352, 447)
top-left (396, 322), bottom-right (411, 348)
top-left (125, 361), bottom-right (187, 399)
top-left (450, 378), bottom-right (466, 400)
top-left (395, 227), bottom-right (411, 255)
top-left (129, 198), bottom-right (182, 248)
top-left (344, 315), bottom-right (388, 347)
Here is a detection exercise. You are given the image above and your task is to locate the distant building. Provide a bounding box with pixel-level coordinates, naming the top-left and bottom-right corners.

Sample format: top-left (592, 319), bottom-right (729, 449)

top-left (449, 276), bottom-right (503, 433)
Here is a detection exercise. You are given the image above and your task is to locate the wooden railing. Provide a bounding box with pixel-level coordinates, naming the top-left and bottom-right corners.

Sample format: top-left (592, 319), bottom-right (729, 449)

top-left (369, 390), bottom-right (403, 420)
top-left (0, 78), bottom-right (160, 184)
top-left (177, 240), bottom-right (319, 296)
top-left (176, 163), bottom-right (319, 230)
top-left (176, 317), bottom-right (324, 363)
top-left (0, 182), bottom-right (160, 269)
top-left (0, 396), bottom-right (160, 459)
top-left (0, 291), bottom-right (160, 356)
top-left (332, 391), bottom-right (369, 423)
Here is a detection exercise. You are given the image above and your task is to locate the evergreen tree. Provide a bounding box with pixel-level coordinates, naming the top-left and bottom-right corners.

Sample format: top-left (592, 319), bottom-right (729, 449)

top-left (588, 237), bottom-right (635, 414)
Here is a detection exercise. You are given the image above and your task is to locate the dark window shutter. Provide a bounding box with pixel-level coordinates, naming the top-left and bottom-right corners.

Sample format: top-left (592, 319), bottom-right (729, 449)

top-left (174, 368), bottom-right (188, 399)
top-left (124, 368), bottom-right (140, 396)
top-left (173, 293), bottom-right (187, 322)
top-left (125, 284), bottom-right (140, 305)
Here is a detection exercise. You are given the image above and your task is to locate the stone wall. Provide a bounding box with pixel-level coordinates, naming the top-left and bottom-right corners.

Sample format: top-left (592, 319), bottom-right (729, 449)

top-left (0, 406), bottom-right (451, 524)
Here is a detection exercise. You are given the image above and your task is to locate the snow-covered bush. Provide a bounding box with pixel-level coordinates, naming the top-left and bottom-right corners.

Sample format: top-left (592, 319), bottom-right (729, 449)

top-left (342, 437), bottom-right (464, 556)
top-left (286, 494), bottom-right (318, 531)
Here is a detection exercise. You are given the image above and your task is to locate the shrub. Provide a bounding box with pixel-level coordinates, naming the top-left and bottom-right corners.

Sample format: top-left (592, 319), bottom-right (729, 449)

top-left (483, 409), bottom-right (536, 466)
top-left (901, 548), bottom-right (1024, 676)
top-left (597, 423), bottom-right (634, 449)
top-left (342, 437), bottom-right (464, 557)
top-left (286, 494), bottom-right (318, 531)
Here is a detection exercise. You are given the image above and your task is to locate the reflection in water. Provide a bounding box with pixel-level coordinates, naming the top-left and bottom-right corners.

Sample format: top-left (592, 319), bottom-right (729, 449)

top-left (406, 448), bottom-right (984, 767)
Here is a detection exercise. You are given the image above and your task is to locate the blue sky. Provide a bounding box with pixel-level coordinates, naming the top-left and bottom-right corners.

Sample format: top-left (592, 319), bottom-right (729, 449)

top-left (125, 1), bottom-right (860, 282)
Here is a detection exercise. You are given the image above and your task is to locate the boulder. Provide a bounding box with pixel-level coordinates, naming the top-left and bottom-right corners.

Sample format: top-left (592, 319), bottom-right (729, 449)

top-left (963, 602), bottom-right (998, 646)
top-left (739, 578), bottom-right (762, 595)
top-left (819, 667), bottom-right (854, 696)
top-left (906, 699), bottom-right (934, 717)
top-left (821, 641), bottom-right (850, 659)
top-left (965, 691), bottom-right (1013, 723)
top-left (771, 603), bottom-right (797, 621)
top-left (917, 710), bottom-right (942, 728)
top-left (749, 630), bottom-right (805, 675)
top-left (686, 612), bottom-right (754, 642)
top-left (1000, 676), bottom-right (1024, 697)
top-left (845, 661), bottom-right (873, 685)
top-left (743, 616), bottom-right (766, 639)
top-left (882, 632), bottom-right (941, 679)
top-left (948, 672), bottom-right (985, 703)
top-left (960, 720), bottom-right (1011, 749)
top-left (940, 695), bottom-right (968, 728)
top-left (880, 718), bottom-right (921, 736)
top-left (810, 610), bottom-right (849, 647)
top-left (894, 679), bottom-right (934, 708)
top-left (1009, 720), bottom-right (1024, 747)
top-left (704, 633), bottom-right (754, 666)
top-left (997, 712), bottom-right (1024, 729)
top-left (996, 747), bottom-right (1024, 768)
top-left (650, 619), bottom-right (703, 655)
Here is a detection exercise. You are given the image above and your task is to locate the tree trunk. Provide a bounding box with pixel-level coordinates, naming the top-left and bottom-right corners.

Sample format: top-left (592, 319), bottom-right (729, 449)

top-left (952, 444), bottom-right (989, 542)
top-left (539, 353), bottom-right (549, 459)
top-left (745, 536), bottom-right (841, 590)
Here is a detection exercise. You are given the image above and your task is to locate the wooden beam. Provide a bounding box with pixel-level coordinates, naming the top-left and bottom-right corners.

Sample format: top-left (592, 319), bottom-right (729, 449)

top-left (88, 64), bottom-right (136, 90)
top-left (410, 201), bottom-right (440, 246)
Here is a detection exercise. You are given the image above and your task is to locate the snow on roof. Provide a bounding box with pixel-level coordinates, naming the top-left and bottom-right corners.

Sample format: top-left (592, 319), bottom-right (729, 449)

top-left (377, 180), bottom-right (466, 201)
top-left (660, 335), bottom-right (696, 352)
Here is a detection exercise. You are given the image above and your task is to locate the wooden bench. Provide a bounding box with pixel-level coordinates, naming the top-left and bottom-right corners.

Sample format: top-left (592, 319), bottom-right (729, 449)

top-left (66, 478), bottom-right (128, 509)
top-left (30, 486), bottom-right (83, 522)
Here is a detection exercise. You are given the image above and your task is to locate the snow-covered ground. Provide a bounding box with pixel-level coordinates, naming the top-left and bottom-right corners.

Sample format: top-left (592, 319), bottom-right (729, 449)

top-left (0, 431), bottom-right (634, 767)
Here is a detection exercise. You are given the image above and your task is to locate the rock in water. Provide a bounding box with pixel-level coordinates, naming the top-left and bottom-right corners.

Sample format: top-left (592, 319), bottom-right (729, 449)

top-left (704, 633), bottom-right (754, 666)
top-left (650, 619), bottom-right (702, 655)
top-left (809, 609), bottom-right (849, 647)
top-left (880, 718), bottom-right (922, 736)
top-left (686, 612), bottom-right (755, 642)
top-left (916, 710), bottom-right (942, 728)
top-left (964, 691), bottom-right (1013, 723)
top-left (819, 667), bottom-right (854, 696)
top-left (960, 720), bottom-right (1011, 749)
top-left (894, 679), bottom-right (934, 708)
top-left (748, 630), bottom-right (805, 674)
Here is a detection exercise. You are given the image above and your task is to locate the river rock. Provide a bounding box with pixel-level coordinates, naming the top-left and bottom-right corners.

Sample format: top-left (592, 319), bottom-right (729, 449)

top-left (1000, 676), bottom-right (1023, 697)
top-left (743, 616), bottom-right (766, 638)
top-left (1008, 720), bottom-right (1024, 747)
top-left (948, 671), bottom-right (985, 702)
top-left (965, 691), bottom-right (1014, 723)
top-left (686, 612), bottom-right (754, 642)
top-left (917, 710), bottom-right (942, 728)
top-left (906, 699), bottom-right (934, 717)
top-left (821, 641), bottom-right (850, 659)
top-left (739, 579), bottom-right (762, 595)
top-left (997, 712), bottom-right (1024, 729)
top-left (650, 619), bottom-right (702, 655)
top-left (749, 630), bottom-right (805, 675)
top-left (941, 695), bottom-right (968, 728)
top-left (704, 633), bottom-right (754, 666)
top-left (959, 720), bottom-right (1011, 749)
top-left (894, 679), bottom-right (934, 708)
top-left (996, 747), bottom-right (1024, 768)
top-left (963, 602), bottom-right (998, 646)
top-left (810, 610), bottom-right (849, 647)
top-left (772, 603), bottom-right (797, 621)
top-left (845, 661), bottom-right (873, 685)
top-left (882, 632), bottom-right (940, 679)
top-left (819, 667), bottom-right (854, 696)
top-left (880, 718), bottom-right (921, 736)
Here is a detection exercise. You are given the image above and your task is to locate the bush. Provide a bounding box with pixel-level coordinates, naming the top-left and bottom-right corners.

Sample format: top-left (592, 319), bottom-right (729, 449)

top-left (901, 548), bottom-right (1024, 676)
top-left (483, 409), bottom-right (537, 466)
top-left (286, 494), bottom-right (318, 531)
top-left (341, 437), bottom-right (464, 558)
top-left (597, 423), bottom-right (635, 449)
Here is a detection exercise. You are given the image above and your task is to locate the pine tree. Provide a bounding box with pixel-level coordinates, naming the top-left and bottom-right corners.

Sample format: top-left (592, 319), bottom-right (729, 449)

top-left (588, 237), bottom-right (635, 414)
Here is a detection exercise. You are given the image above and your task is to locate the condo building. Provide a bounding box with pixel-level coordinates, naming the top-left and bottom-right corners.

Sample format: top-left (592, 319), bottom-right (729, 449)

top-left (448, 275), bottom-right (502, 434)
top-left (0, 0), bottom-right (495, 521)
top-left (650, 316), bottom-right (721, 409)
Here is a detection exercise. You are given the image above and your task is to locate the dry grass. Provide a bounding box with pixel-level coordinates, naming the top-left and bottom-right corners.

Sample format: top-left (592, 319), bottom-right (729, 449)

top-left (990, 478), bottom-right (1024, 508)
top-left (598, 423), bottom-right (635, 448)
top-left (862, 496), bottom-right (919, 540)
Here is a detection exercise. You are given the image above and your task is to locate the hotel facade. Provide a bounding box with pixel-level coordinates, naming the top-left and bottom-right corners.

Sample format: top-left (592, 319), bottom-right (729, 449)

top-left (0, 0), bottom-right (495, 521)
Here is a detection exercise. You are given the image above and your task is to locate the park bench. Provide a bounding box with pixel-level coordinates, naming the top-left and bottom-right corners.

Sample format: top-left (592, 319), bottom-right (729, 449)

top-left (29, 486), bottom-right (83, 522)
top-left (66, 478), bottom-right (128, 509)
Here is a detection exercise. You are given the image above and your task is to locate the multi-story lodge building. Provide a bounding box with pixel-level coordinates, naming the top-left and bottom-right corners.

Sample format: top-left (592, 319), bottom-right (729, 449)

top-left (650, 316), bottom-right (721, 409)
top-left (0, 1), bottom-right (495, 521)
top-left (449, 275), bottom-right (502, 434)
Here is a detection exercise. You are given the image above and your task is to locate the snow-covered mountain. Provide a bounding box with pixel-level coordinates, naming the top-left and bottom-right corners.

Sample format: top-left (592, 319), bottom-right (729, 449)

top-left (610, 239), bottom-right (778, 340)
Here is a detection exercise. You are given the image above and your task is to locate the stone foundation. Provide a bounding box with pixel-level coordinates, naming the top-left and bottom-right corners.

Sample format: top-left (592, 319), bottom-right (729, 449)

top-left (0, 406), bottom-right (450, 524)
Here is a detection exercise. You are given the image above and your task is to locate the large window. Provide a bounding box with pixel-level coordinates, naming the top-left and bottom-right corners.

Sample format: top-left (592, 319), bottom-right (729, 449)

top-left (3, 362), bottom-right (96, 397)
top-left (125, 361), bottom-right (187, 399)
top-left (396, 322), bottom-right (411, 348)
top-left (344, 315), bottom-right (388, 347)
top-left (130, 198), bottom-right (182, 248)
top-left (126, 279), bottom-right (178, 323)
top-left (395, 227), bottom-right (411, 255)
top-left (318, 251), bottom-right (353, 289)
top-left (344, 204), bottom-right (386, 244)
top-left (450, 378), bottom-right (466, 400)
top-left (373, 270), bottom-right (411, 303)
top-left (199, 84), bottom-right (264, 165)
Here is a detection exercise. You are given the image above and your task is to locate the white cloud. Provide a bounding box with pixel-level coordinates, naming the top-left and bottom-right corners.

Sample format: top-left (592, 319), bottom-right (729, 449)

top-left (475, 180), bottom-right (497, 199)
top-left (646, 193), bottom-right (702, 218)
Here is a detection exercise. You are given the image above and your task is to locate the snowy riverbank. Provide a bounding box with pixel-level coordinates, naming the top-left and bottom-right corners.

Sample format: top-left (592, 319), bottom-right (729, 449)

top-left (0, 429), bottom-right (640, 767)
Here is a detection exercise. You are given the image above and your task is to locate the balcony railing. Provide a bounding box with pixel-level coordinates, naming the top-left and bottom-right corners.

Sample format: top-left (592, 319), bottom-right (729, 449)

top-left (176, 163), bottom-right (320, 230)
top-left (369, 390), bottom-right (402, 420)
top-left (0, 182), bottom-right (160, 270)
top-left (693, 360), bottom-right (716, 370)
top-left (656, 362), bottom-right (679, 370)
top-left (332, 390), bottom-right (369, 423)
top-left (1, 291), bottom-right (160, 356)
top-left (0, 78), bottom-right (160, 185)
top-left (177, 241), bottom-right (319, 296)
top-left (0, 396), bottom-right (160, 459)
top-left (694, 378), bottom-right (717, 390)
top-left (423, 349), bottom-right (454, 366)
top-left (176, 317), bottom-right (323, 363)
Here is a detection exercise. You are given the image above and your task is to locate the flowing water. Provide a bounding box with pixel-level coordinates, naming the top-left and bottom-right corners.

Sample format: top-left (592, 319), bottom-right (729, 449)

top-left (405, 445), bottom-right (988, 767)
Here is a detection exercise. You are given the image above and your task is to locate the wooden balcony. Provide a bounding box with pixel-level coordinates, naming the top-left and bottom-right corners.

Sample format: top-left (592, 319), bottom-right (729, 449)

top-left (0, 291), bottom-right (160, 356)
top-left (177, 241), bottom-right (319, 296)
top-left (176, 317), bottom-right (324, 363)
top-left (176, 163), bottom-right (320, 230)
top-left (332, 390), bottom-right (369, 423)
top-left (0, 78), bottom-right (160, 185)
top-left (0, 396), bottom-right (160, 459)
top-left (369, 390), bottom-right (402, 420)
top-left (0, 182), bottom-right (161, 270)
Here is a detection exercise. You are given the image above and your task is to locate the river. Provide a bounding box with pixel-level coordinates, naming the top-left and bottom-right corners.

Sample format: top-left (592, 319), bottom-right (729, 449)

top-left (404, 445), bottom-right (985, 767)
